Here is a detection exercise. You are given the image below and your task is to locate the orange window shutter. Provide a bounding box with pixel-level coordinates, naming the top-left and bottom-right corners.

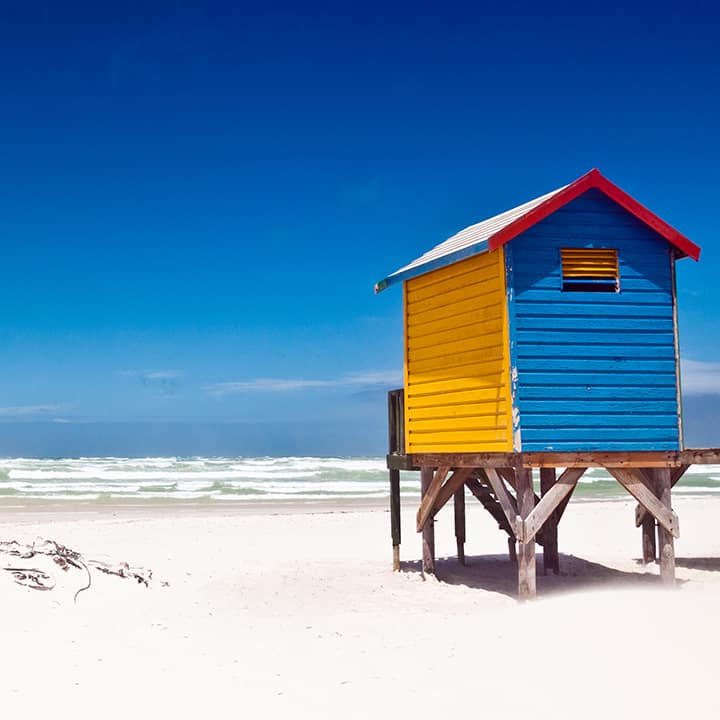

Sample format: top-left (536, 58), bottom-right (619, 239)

top-left (561, 248), bottom-right (618, 290)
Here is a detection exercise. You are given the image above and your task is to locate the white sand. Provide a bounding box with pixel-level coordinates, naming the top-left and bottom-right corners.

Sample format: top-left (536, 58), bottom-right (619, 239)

top-left (1, 496), bottom-right (719, 718)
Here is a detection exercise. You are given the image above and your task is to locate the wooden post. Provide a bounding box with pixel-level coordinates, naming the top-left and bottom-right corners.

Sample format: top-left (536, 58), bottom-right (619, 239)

top-left (390, 468), bottom-right (401, 571)
top-left (454, 486), bottom-right (466, 565)
top-left (655, 467), bottom-right (676, 585)
top-left (420, 466), bottom-right (436, 575)
top-left (640, 468), bottom-right (657, 564)
top-left (636, 464), bottom-right (689, 527)
top-left (516, 467), bottom-right (536, 600)
top-left (508, 537), bottom-right (517, 563)
top-left (608, 468), bottom-right (678, 538)
top-left (637, 467), bottom-right (656, 564)
top-left (641, 515), bottom-right (657, 564)
top-left (540, 467), bottom-right (559, 575)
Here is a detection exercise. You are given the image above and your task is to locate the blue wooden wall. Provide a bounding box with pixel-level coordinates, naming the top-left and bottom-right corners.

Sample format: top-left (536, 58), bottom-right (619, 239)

top-left (508, 189), bottom-right (681, 451)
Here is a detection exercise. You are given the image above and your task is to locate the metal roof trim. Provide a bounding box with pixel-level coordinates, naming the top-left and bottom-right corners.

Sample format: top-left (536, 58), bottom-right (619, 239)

top-left (374, 239), bottom-right (490, 293)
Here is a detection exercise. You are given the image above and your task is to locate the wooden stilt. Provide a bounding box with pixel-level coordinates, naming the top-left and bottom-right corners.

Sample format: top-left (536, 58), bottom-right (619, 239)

top-left (430, 468), bottom-right (472, 519)
top-left (420, 467), bottom-right (436, 575)
top-left (540, 467), bottom-right (559, 575)
top-left (416, 466), bottom-right (449, 532)
top-left (636, 465), bottom-right (689, 526)
top-left (639, 467), bottom-right (656, 564)
top-left (454, 486), bottom-right (466, 565)
top-left (516, 467), bottom-right (536, 600)
top-left (389, 468), bottom-right (401, 571)
top-left (508, 537), bottom-right (517, 563)
top-left (523, 468), bottom-right (585, 543)
top-left (607, 468), bottom-right (679, 538)
top-left (655, 467), bottom-right (676, 585)
top-left (641, 515), bottom-right (657, 564)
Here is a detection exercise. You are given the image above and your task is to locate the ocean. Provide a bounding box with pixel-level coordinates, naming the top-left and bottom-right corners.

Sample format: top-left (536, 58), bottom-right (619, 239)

top-left (0, 456), bottom-right (719, 502)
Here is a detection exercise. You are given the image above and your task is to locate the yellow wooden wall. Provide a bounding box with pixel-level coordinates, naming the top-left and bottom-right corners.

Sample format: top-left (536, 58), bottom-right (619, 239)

top-left (403, 249), bottom-right (513, 453)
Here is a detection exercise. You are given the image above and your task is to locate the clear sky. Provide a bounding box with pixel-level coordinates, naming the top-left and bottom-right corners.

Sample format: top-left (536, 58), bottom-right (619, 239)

top-left (0, 1), bottom-right (718, 456)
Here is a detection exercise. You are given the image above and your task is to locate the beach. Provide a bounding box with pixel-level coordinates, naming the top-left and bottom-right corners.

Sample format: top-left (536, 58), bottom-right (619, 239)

top-left (1, 493), bottom-right (719, 719)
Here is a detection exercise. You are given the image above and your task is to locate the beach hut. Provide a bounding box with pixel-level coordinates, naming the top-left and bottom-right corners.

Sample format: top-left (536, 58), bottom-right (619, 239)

top-left (376, 169), bottom-right (718, 598)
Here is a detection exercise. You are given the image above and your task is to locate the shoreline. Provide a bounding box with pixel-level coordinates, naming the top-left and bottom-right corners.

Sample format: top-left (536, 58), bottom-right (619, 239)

top-left (0, 488), bottom-right (715, 518)
top-left (0, 495), bottom-right (393, 520)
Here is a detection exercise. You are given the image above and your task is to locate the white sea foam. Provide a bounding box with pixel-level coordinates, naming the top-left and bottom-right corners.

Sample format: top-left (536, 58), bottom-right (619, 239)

top-left (0, 457), bottom-right (717, 502)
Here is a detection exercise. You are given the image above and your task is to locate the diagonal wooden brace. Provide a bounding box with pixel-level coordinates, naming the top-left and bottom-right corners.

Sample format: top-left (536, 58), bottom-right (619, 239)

top-left (608, 467), bottom-right (680, 538)
top-left (416, 466), bottom-right (449, 532)
top-left (635, 465), bottom-right (688, 527)
top-left (465, 476), bottom-right (516, 538)
top-left (497, 467), bottom-right (542, 506)
top-left (496, 467), bottom-right (518, 489)
top-left (482, 468), bottom-right (520, 537)
top-left (430, 468), bottom-right (473, 519)
top-left (522, 468), bottom-right (586, 543)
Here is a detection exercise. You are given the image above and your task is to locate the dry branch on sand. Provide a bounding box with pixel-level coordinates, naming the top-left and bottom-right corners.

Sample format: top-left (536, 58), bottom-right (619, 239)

top-left (0, 538), bottom-right (153, 602)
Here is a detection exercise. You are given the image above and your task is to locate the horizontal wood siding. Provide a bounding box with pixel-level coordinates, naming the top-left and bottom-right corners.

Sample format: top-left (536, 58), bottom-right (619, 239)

top-left (510, 189), bottom-right (680, 451)
top-left (404, 250), bottom-right (512, 453)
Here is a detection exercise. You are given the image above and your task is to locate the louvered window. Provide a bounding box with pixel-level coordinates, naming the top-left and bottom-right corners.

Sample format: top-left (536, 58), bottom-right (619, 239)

top-left (561, 248), bottom-right (619, 292)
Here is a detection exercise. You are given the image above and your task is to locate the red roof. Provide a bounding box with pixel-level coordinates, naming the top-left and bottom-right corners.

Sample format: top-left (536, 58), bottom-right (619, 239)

top-left (376, 169), bottom-right (700, 293)
top-left (487, 168), bottom-right (700, 260)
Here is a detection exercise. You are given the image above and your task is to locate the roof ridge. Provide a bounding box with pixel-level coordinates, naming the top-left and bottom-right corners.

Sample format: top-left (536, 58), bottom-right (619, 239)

top-left (375, 170), bottom-right (699, 293)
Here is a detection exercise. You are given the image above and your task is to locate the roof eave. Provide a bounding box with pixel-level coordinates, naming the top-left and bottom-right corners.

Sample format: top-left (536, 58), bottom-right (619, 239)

top-left (374, 239), bottom-right (490, 294)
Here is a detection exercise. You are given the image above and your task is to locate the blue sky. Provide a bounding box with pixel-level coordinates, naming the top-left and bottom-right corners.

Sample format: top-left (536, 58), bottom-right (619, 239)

top-left (0, 1), bottom-right (718, 455)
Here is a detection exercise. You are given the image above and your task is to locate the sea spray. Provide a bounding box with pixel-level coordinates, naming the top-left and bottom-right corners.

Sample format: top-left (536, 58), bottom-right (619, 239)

top-left (0, 457), bottom-right (718, 502)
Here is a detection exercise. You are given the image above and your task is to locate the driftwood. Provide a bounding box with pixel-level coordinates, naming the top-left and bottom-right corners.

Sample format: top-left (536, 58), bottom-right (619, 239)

top-left (0, 538), bottom-right (153, 603)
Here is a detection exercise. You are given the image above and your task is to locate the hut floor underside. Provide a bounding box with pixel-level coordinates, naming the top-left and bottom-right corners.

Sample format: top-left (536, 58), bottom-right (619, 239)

top-left (387, 449), bottom-right (720, 600)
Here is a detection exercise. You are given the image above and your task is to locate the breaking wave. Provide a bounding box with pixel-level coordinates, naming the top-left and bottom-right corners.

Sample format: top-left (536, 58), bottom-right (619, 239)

top-left (0, 457), bottom-right (717, 502)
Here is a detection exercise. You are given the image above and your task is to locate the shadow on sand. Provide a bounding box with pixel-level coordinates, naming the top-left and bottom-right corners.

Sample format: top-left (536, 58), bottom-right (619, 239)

top-left (398, 552), bottom-right (695, 599)
top-left (674, 556), bottom-right (720, 572)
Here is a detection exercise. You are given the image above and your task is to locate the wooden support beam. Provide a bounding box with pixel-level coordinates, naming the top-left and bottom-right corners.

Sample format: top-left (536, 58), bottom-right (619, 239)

top-left (416, 467), bottom-right (474, 572)
top-left (524, 468), bottom-right (586, 544)
top-left (540, 467), bottom-right (559, 575)
top-left (638, 468), bottom-right (657, 564)
top-left (454, 487), bottom-right (466, 566)
top-left (416, 466), bottom-right (449, 532)
top-left (420, 467), bottom-right (436, 575)
top-left (389, 468), bottom-right (401, 571)
top-left (516, 468), bottom-right (536, 600)
top-left (636, 465), bottom-right (689, 526)
top-left (412, 452), bottom-right (521, 468)
top-left (410, 449), bottom-right (720, 469)
top-left (675, 449), bottom-right (720, 465)
top-left (554, 486), bottom-right (576, 525)
top-left (523, 452), bottom-right (688, 468)
top-left (465, 476), bottom-right (516, 538)
top-left (642, 514), bottom-right (657, 564)
top-left (431, 468), bottom-right (473, 519)
top-left (482, 468), bottom-right (519, 536)
top-left (607, 468), bottom-right (679, 538)
top-left (655, 467), bottom-right (676, 585)
top-left (499, 465), bottom-right (547, 543)
top-left (497, 467), bottom-right (517, 489)
top-left (387, 453), bottom-right (416, 471)
top-left (499, 466), bottom-right (545, 507)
